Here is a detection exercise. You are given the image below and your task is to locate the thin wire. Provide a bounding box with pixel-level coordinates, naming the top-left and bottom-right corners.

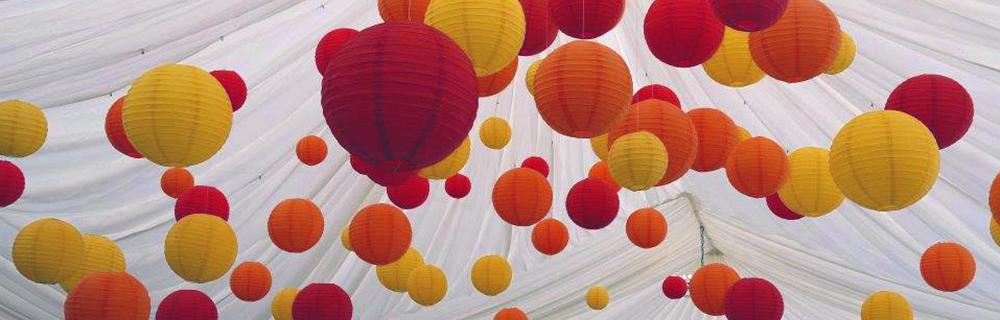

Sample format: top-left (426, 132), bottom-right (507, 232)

top-left (699, 226), bottom-right (706, 266)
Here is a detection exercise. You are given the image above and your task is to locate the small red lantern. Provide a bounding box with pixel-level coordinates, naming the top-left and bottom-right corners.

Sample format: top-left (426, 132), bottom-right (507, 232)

top-left (0, 160), bottom-right (25, 207)
top-left (292, 283), bottom-right (353, 320)
top-left (724, 278), bottom-right (784, 320)
top-left (314, 28), bottom-right (359, 75)
top-left (521, 156), bottom-right (550, 177)
top-left (644, 0), bottom-right (725, 67)
top-left (175, 185), bottom-right (230, 221)
top-left (387, 176), bottom-right (430, 209)
top-left (632, 84), bottom-right (681, 107)
top-left (662, 275), bottom-right (687, 299)
top-left (566, 178), bottom-right (619, 230)
top-left (445, 174), bottom-right (472, 199)
top-left (765, 194), bottom-right (803, 221)
top-left (210, 70), bottom-right (247, 112)
top-left (156, 289), bottom-right (217, 320)
top-left (367, 167), bottom-right (417, 187)
top-left (548, 0), bottom-right (625, 39)
top-left (710, 0), bottom-right (789, 32)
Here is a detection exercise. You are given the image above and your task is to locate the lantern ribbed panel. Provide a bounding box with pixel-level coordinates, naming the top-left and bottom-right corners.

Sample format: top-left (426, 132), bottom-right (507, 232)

top-left (748, 0), bottom-right (841, 83)
top-left (65, 272), bottom-right (150, 320)
top-left (608, 131), bottom-right (668, 191)
top-left (632, 84), bottom-right (681, 106)
top-left (292, 283), bottom-right (353, 320)
top-left (710, 0), bottom-right (788, 32)
top-left (388, 176), bottom-right (431, 209)
top-left (445, 174), bottom-right (472, 198)
top-left (534, 41), bottom-right (633, 138)
top-left (519, 0), bottom-right (558, 55)
top-left (777, 147), bottom-right (843, 217)
top-left (765, 193), bottom-right (803, 220)
top-left (992, 219), bottom-right (1000, 248)
top-left (407, 265), bottom-right (448, 306)
top-left (494, 307), bottom-right (528, 320)
top-left (737, 126), bottom-right (751, 141)
top-left (368, 167), bottom-right (417, 187)
top-left (688, 108), bottom-right (739, 172)
top-left (378, 0), bottom-right (431, 22)
top-left (472, 255), bottom-right (513, 296)
top-left (210, 70), bottom-right (247, 111)
top-left (531, 218), bottom-right (569, 255)
top-left (12, 218), bottom-right (83, 284)
top-left (296, 135), bottom-right (328, 166)
top-left (175, 185), bottom-right (230, 221)
top-left (105, 97), bottom-right (142, 158)
top-left (377, 248), bottom-right (425, 292)
top-left (525, 59), bottom-right (543, 96)
top-left (548, 0), bottom-right (624, 39)
top-left (480, 117), bottom-right (513, 150)
top-left (478, 58), bottom-right (519, 97)
top-left (690, 263), bottom-right (740, 316)
top-left (920, 242), bottom-right (976, 292)
top-left (829, 110), bottom-right (940, 211)
top-left (0, 160), bottom-right (25, 207)
top-left (156, 289), bottom-right (217, 320)
top-left (0, 100), bottom-right (47, 157)
top-left (725, 137), bottom-right (789, 198)
top-left (123, 64), bottom-right (232, 167)
top-left (703, 28), bottom-right (765, 87)
top-left (724, 278), bottom-right (784, 320)
top-left (861, 291), bottom-right (913, 320)
top-left (425, 0), bottom-right (526, 76)
top-left (58, 235), bottom-right (126, 292)
top-left (588, 161), bottom-right (621, 192)
top-left (825, 32), bottom-right (856, 75)
top-left (586, 286), bottom-right (610, 310)
top-left (590, 134), bottom-right (609, 160)
top-left (314, 28), bottom-right (359, 74)
top-left (350, 203), bottom-right (413, 265)
top-left (609, 100), bottom-right (698, 185)
top-left (160, 167), bottom-right (194, 199)
top-left (662, 276), bottom-right (687, 299)
top-left (230, 262), bottom-right (272, 301)
top-left (340, 227), bottom-right (353, 251)
top-left (521, 156), bottom-right (550, 177)
top-left (626, 208), bottom-right (668, 248)
top-left (566, 178), bottom-right (619, 230)
top-left (492, 168), bottom-right (553, 226)
top-left (644, 0), bottom-right (725, 68)
top-left (885, 74), bottom-right (974, 149)
top-left (164, 214), bottom-right (237, 283)
top-left (271, 288), bottom-right (298, 320)
top-left (419, 137), bottom-right (471, 179)
top-left (322, 23), bottom-right (477, 172)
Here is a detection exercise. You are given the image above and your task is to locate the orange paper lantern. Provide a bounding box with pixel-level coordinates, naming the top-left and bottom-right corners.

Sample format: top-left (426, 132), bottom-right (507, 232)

top-left (687, 108), bottom-right (739, 172)
top-left (725, 137), bottom-right (789, 198)
top-left (296, 135), bottom-right (328, 166)
top-left (588, 161), bottom-right (621, 192)
top-left (988, 172), bottom-right (1000, 223)
top-left (920, 242), bottom-right (976, 292)
top-left (531, 218), bottom-right (569, 255)
top-left (492, 168), bottom-right (553, 226)
top-left (104, 97), bottom-right (142, 158)
top-left (478, 58), bottom-right (519, 97)
top-left (378, 0), bottom-right (431, 22)
top-left (690, 263), bottom-right (740, 316)
top-left (161, 167), bottom-right (194, 199)
top-left (494, 307), bottom-right (528, 320)
top-left (65, 272), bottom-right (150, 320)
top-left (349, 203), bottom-right (413, 265)
top-left (748, 0), bottom-right (841, 83)
top-left (230, 262), bottom-right (272, 302)
top-left (608, 99), bottom-right (698, 185)
top-left (625, 208), bottom-right (668, 249)
top-left (268, 198), bottom-right (324, 253)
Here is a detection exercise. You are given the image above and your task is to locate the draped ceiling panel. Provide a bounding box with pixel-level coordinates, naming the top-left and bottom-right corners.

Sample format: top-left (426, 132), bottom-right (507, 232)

top-left (1, 0), bottom-right (999, 319)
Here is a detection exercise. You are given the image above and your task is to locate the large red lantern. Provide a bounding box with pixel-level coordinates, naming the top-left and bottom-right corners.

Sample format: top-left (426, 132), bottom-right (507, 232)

top-left (104, 97), bottom-right (142, 158)
top-left (519, 0), bottom-right (559, 56)
top-left (322, 23), bottom-right (477, 172)
top-left (0, 160), bottom-right (25, 207)
top-left (885, 74), bottom-right (974, 149)
top-left (662, 275), bottom-right (687, 299)
top-left (724, 278), bottom-right (784, 320)
top-left (566, 178), bottom-right (619, 230)
top-left (210, 70), bottom-right (247, 112)
top-left (445, 173), bottom-right (472, 199)
top-left (644, 0), bottom-right (725, 68)
top-left (156, 289), bottom-right (218, 320)
top-left (387, 175), bottom-right (430, 209)
top-left (548, 0), bottom-right (625, 39)
top-left (314, 28), bottom-right (359, 75)
top-left (765, 194), bottom-right (803, 220)
top-left (632, 84), bottom-right (681, 107)
top-left (350, 154), bottom-right (372, 175)
top-left (367, 167), bottom-right (417, 187)
top-left (292, 283), bottom-right (353, 320)
top-left (174, 185), bottom-right (230, 221)
top-left (710, 0), bottom-right (789, 32)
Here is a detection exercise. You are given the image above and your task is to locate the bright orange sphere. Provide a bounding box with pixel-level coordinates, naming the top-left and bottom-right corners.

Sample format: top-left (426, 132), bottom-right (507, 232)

top-left (588, 161), bottom-right (621, 192)
top-left (609, 99), bottom-right (698, 185)
top-left (990, 172), bottom-right (1000, 223)
top-left (230, 262), bottom-right (272, 302)
top-left (531, 218), bottom-right (569, 255)
top-left (478, 58), bottom-right (519, 97)
top-left (268, 198), bottom-right (324, 253)
top-left (65, 272), bottom-right (150, 320)
top-left (625, 208), bottom-right (668, 249)
top-left (748, 0), bottom-right (841, 83)
top-left (725, 137), bottom-right (789, 198)
top-left (161, 167), bottom-right (194, 198)
top-left (688, 108), bottom-right (739, 172)
top-left (690, 263), bottom-right (740, 316)
top-left (494, 307), bottom-right (528, 320)
top-left (296, 135), bottom-right (328, 166)
top-left (349, 203), bottom-right (413, 265)
top-left (492, 168), bottom-right (553, 226)
top-left (378, 0), bottom-right (431, 22)
top-left (920, 242), bottom-right (976, 292)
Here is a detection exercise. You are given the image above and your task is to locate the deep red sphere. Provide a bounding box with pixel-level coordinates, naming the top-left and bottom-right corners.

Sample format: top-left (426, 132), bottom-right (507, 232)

top-left (548, 0), bottom-right (625, 39)
top-left (521, 156), bottom-right (550, 178)
top-left (885, 74), bottom-right (974, 149)
top-left (210, 70), bottom-right (247, 112)
top-left (292, 283), bottom-right (353, 320)
top-left (724, 278), bottom-right (784, 320)
top-left (662, 275), bottom-right (688, 300)
top-left (765, 194), bottom-right (803, 221)
top-left (445, 174), bottom-right (472, 199)
top-left (387, 175), bottom-right (430, 209)
top-left (644, 0), bottom-right (725, 67)
top-left (710, 0), bottom-right (789, 32)
top-left (632, 84), bottom-right (682, 107)
top-left (519, 0), bottom-right (559, 56)
top-left (315, 28), bottom-right (359, 75)
top-left (0, 161), bottom-right (25, 207)
top-left (174, 185), bottom-right (230, 221)
top-left (155, 289), bottom-right (218, 320)
top-left (366, 167), bottom-right (417, 187)
top-left (349, 154), bottom-right (372, 175)
top-left (322, 22), bottom-right (478, 172)
top-left (566, 178), bottom-right (619, 230)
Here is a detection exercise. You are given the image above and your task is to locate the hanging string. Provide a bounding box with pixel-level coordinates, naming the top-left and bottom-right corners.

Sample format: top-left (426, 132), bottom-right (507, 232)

top-left (699, 226), bottom-right (706, 266)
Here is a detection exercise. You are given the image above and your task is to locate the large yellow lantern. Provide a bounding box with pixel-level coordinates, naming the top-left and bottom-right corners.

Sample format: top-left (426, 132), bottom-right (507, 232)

top-left (0, 100), bottom-right (47, 157)
top-left (419, 137), bottom-right (471, 179)
top-left (424, 0), bottom-right (526, 76)
top-left (12, 218), bottom-right (84, 284)
top-left (377, 247), bottom-right (425, 292)
top-left (826, 32), bottom-right (857, 75)
top-left (777, 147), bottom-right (844, 217)
top-left (586, 286), bottom-right (610, 310)
top-left (59, 235), bottom-right (126, 292)
top-left (703, 28), bottom-right (765, 87)
top-left (608, 131), bottom-right (668, 191)
top-left (471, 255), bottom-right (512, 296)
top-left (861, 291), bottom-right (913, 320)
top-left (271, 287), bottom-right (298, 320)
top-left (407, 264), bottom-right (448, 306)
top-left (479, 117), bottom-right (512, 150)
top-left (164, 214), bottom-right (238, 283)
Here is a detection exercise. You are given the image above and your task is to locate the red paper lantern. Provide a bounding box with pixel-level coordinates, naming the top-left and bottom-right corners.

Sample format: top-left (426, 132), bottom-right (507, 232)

top-left (292, 283), bottom-right (353, 320)
top-left (296, 135), bottom-right (328, 166)
top-left (156, 289), bottom-right (217, 320)
top-left (632, 84), bottom-right (681, 107)
top-left (885, 74), bottom-right (974, 149)
top-left (0, 160), bottom-right (25, 207)
top-left (532, 218), bottom-right (569, 255)
top-left (349, 203), bottom-right (412, 265)
top-left (367, 167), bottom-right (417, 187)
top-left (566, 178), bottom-right (619, 230)
top-left (548, 0), bottom-right (625, 39)
top-left (315, 28), bottom-right (359, 75)
top-left (710, 0), bottom-right (789, 32)
top-left (175, 185), bottom-right (230, 221)
top-left (161, 167), bottom-right (194, 199)
top-left (662, 275), bottom-right (688, 299)
top-left (765, 194), bottom-right (803, 220)
top-left (387, 176), bottom-right (430, 209)
top-left (210, 70), bottom-right (247, 112)
top-left (104, 97), bottom-right (142, 158)
top-left (521, 156), bottom-right (550, 177)
top-left (230, 262), bottom-right (272, 302)
top-left (350, 154), bottom-right (372, 175)
top-left (323, 23), bottom-right (478, 172)
top-left (65, 272), bottom-right (150, 320)
top-left (724, 278), bottom-right (784, 320)
top-left (519, 0), bottom-right (559, 56)
top-left (493, 168), bottom-right (553, 226)
top-left (644, 0), bottom-right (725, 67)
top-left (445, 174), bottom-right (472, 199)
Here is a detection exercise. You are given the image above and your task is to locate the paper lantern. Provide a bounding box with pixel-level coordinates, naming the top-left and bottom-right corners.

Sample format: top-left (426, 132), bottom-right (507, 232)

top-left (688, 108), bottom-right (739, 172)
top-left (525, 59), bottom-right (543, 96)
top-left (534, 40), bottom-right (633, 138)
top-left (480, 117), bottom-right (513, 150)
top-left (349, 203), bottom-right (413, 265)
top-left (825, 32), bottom-right (856, 75)
top-left (495, 307), bottom-right (528, 320)
top-left (632, 84), bottom-right (681, 107)
top-left (519, 0), bottom-right (558, 55)
top-left (230, 262), bottom-right (272, 302)
top-left (175, 185), bottom-right (230, 221)
top-left (737, 126), bottom-right (751, 141)
top-left (314, 28), bottom-right (359, 74)
top-left (725, 137), bottom-right (789, 198)
top-left (164, 214), bottom-right (237, 283)
top-left (566, 178), bottom-right (619, 230)
top-left (479, 58), bottom-right (519, 97)
top-left (920, 242), bottom-right (976, 292)
top-left (829, 111), bottom-right (940, 211)
top-left (703, 28), bottom-right (765, 87)
top-left (407, 265), bottom-right (448, 306)
top-left (0, 160), bottom-right (25, 207)
top-left (548, 0), bottom-right (624, 39)
top-left (0, 100), bottom-right (47, 157)
top-left (492, 168), bottom-right (553, 226)
top-left (992, 219), bottom-right (1000, 248)
top-left (608, 99), bottom-right (698, 186)
top-left (323, 23), bottom-right (477, 172)
top-left (588, 161), bottom-right (621, 192)
top-left (885, 74), bottom-right (974, 149)
top-left (521, 156), bottom-right (550, 177)
top-left (388, 176), bottom-right (431, 209)
top-left (105, 97), bottom-right (142, 158)
top-left (710, 0), bottom-right (788, 32)
top-left (690, 263), bottom-right (740, 316)
top-left (861, 291), bottom-right (913, 320)
top-left (210, 70), bottom-right (247, 112)
top-left (765, 194), bottom-right (803, 220)
top-left (12, 218), bottom-right (83, 284)
top-left (368, 167), bottom-right (418, 187)
top-left (445, 174), bottom-right (472, 198)
top-left (271, 288), bottom-right (298, 320)
top-left (644, 0), bottom-right (725, 67)
top-left (724, 278), bottom-right (784, 320)
top-left (340, 227), bottom-right (353, 251)
top-left (296, 135), bottom-right (328, 166)
top-left (607, 131), bottom-right (669, 191)
top-left (425, 0), bottom-right (526, 76)
top-left (590, 134), bottom-right (609, 160)
top-left (585, 286), bottom-right (610, 310)
top-left (531, 218), bottom-right (569, 255)
top-left (58, 235), bottom-right (126, 292)
top-left (662, 276), bottom-right (687, 299)
top-left (123, 64), bottom-right (232, 167)
top-left (269, 198), bottom-right (324, 252)
top-left (748, 0), bottom-right (841, 83)
top-left (65, 272), bottom-right (150, 320)
top-left (378, 0), bottom-right (431, 22)
top-left (472, 255), bottom-right (513, 296)
top-left (350, 154), bottom-right (372, 175)
top-left (626, 208), bottom-right (668, 248)
top-left (161, 167), bottom-right (194, 199)
top-left (419, 137), bottom-right (471, 180)
top-left (156, 289), bottom-right (217, 320)
top-left (377, 247), bottom-right (425, 292)
top-left (777, 147), bottom-right (843, 217)
top-left (293, 283), bottom-right (353, 320)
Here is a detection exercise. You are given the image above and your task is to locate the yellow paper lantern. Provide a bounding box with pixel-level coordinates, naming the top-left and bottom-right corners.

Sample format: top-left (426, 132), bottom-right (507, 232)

top-left (123, 64), bottom-right (232, 167)
top-left (12, 218), bottom-right (84, 284)
top-left (526, 59), bottom-right (543, 96)
top-left (703, 28), bottom-right (765, 88)
top-left (471, 255), bottom-right (512, 296)
top-left (777, 147), bottom-right (844, 217)
top-left (991, 218), bottom-right (1000, 248)
top-left (737, 126), bottom-right (752, 142)
top-left (590, 133), bottom-right (609, 161)
top-left (480, 117), bottom-right (512, 150)
top-left (861, 291), bottom-right (913, 320)
top-left (586, 286), bottom-right (610, 310)
top-left (377, 248), bottom-right (426, 292)
top-left (0, 100), bottom-right (47, 157)
top-left (340, 227), bottom-right (353, 251)
top-left (425, 0), bottom-right (526, 76)
top-left (419, 137), bottom-right (471, 179)
top-left (59, 235), bottom-right (126, 292)
top-left (164, 214), bottom-right (238, 283)
top-left (608, 131), bottom-right (668, 191)
top-left (830, 110), bottom-right (940, 211)
top-left (826, 32), bottom-right (857, 75)
top-left (407, 264), bottom-right (448, 306)
top-left (271, 287), bottom-right (298, 320)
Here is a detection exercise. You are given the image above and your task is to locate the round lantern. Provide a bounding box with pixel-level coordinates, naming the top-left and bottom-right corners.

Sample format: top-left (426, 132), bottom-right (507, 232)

top-left (58, 235), bottom-right (126, 292)
top-left (748, 0), bottom-right (841, 83)
top-left (472, 255), bottom-right (513, 296)
top-left (993, 174), bottom-right (1000, 227)
top-left (105, 97), bottom-right (142, 158)
top-left (525, 59), bottom-right (543, 96)
top-left (349, 203), bottom-right (413, 265)
top-left (690, 263), bottom-right (740, 316)
top-left (314, 28), bottom-right (359, 75)
top-left (566, 178), bottom-right (619, 230)
top-left (268, 198), bottom-right (324, 253)
top-left (548, 0), bottom-right (625, 39)
top-left (765, 194), bottom-right (804, 220)
top-left (480, 117), bottom-right (513, 150)
top-left (425, 0), bottom-right (526, 76)
top-left (419, 137), bottom-right (471, 180)
top-left (688, 108), bottom-right (739, 172)
top-left (407, 264), bottom-right (448, 306)
top-left (210, 70), bottom-right (247, 112)
top-left (388, 176), bottom-right (431, 209)
top-left (992, 219), bottom-right (1000, 248)
top-left (123, 64), bottom-right (232, 167)
top-left (521, 156), bottom-right (550, 177)
top-left (829, 110), bottom-right (940, 211)
top-left (632, 84), bottom-right (681, 107)
top-left (724, 278), bottom-right (784, 320)
top-left (492, 168), bottom-right (553, 226)
top-left (737, 126), bottom-right (751, 141)
top-left (885, 74), bottom-right (974, 149)
top-left (271, 288), bottom-right (298, 320)
top-left (861, 291), bottom-right (913, 320)
top-left (479, 58), bottom-right (519, 97)
top-left (644, 0), bottom-right (725, 67)
top-left (519, 0), bottom-right (559, 55)
top-left (230, 261), bottom-right (272, 301)
top-left (445, 174), bottom-right (472, 198)
top-left (495, 307), bottom-right (528, 320)
top-left (0, 160), bottom-right (25, 207)
top-left (175, 185), bottom-right (230, 221)
top-left (826, 32), bottom-right (857, 75)
top-left (340, 227), bottom-right (352, 251)
top-left (65, 272), bottom-right (150, 320)
top-left (710, 0), bottom-right (788, 32)
top-left (377, 247), bottom-right (425, 292)
top-left (378, 0), bottom-right (431, 22)
top-left (0, 100), bottom-right (47, 157)
top-left (585, 286), bottom-right (610, 310)
top-left (920, 242), bottom-right (976, 292)
top-left (296, 135), bottom-right (328, 166)
top-left (368, 167), bottom-right (418, 187)
top-left (608, 99), bottom-right (698, 186)
top-left (626, 208), bottom-right (668, 248)
top-left (777, 147), bottom-right (844, 217)
top-left (725, 137), bottom-right (789, 198)
top-left (12, 218), bottom-right (83, 284)
top-left (534, 40), bottom-right (633, 138)
top-left (323, 23), bottom-right (477, 172)
top-left (156, 289), bottom-right (217, 320)
top-left (588, 161), bottom-right (621, 192)
top-left (293, 283), bottom-right (353, 320)
top-left (607, 131), bottom-right (669, 191)
top-left (350, 154), bottom-right (372, 175)
top-left (164, 214), bottom-right (237, 283)
top-left (161, 167), bottom-right (194, 199)
top-left (590, 134), bottom-right (609, 160)
top-left (662, 276), bottom-right (687, 299)
top-left (531, 218), bottom-right (569, 255)
top-left (703, 28), bottom-right (765, 87)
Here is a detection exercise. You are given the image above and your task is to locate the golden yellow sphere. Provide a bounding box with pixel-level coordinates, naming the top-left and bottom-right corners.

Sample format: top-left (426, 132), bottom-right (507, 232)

top-left (736, 126), bottom-right (752, 142)
top-left (377, 247), bottom-right (425, 292)
top-left (419, 137), bottom-right (471, 179)
top-left (826, 32), bottom-right (857, 75)
top-left (12, 218), bottom-right (84, 284)
top-left (164, 214), bottom-right (237, 283)
top-left (703, 28), bottom-right (765, 87)
top-left (0, 100), bottom-right (47, 157)
top-left (526, 59), bottom-right (543, 96)
top-left (479, 117), bottom-right (512, 150)
top-left (340, 227), bottom-right (353, 252)
top-left (777, 147), bottom-right (844, 217)
top-left (471, 255), bottom-right (512, 296)
top-left (406, 264), bottom-right (448, 306)
top-left (861, 291), bottom-right (913, 320)
top-left (608, 131), bottom-right (668, 191)
top-left (424, 0), bottom-right (526, 76)
top-left (586, 286), bottom-right (610, 310)
top-left (590, 133), bottom-right (609, 161)
top-left (58, 235), bottom-right (126, 292)
top-left (271, 287), bottom-right (298, 320)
